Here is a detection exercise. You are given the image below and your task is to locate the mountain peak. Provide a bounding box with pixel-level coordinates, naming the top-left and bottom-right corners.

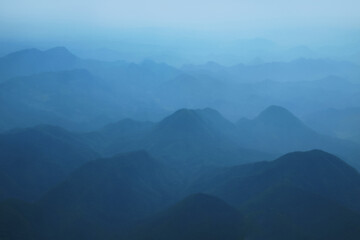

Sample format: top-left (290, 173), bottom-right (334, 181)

top-left (258, 105), bottom-right (293, 117)
top-left (3, 48), bottom-right (42, 59)
top-left (158, 108), bottom-right (205, 130)
top-left (256, 105), bottom-right (303, 126)
top-left (3, 47), bottom-right (75, 59)
top-left (44, 47), bottom-right (77, 59)
top-left (275, 149), bottom-right (343, 166)
top-left (156, 108), bottom-right (230, 135)
top-left (151, 108), bottom-right (228, 147)
top-left (272, 150), bottom-right (360, 184)
top-left (0, 46), bottom-right (79, 80)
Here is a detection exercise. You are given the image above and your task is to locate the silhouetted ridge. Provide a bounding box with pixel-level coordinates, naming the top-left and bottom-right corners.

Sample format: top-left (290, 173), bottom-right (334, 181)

top-left (145, 107), bottom-right (271, 168)
top-left (45, 46), bottom-right (75, 57)
top-left (157, 108), bottom-right (205, 131)
top-left (275, 149), bottom-right (345, 165)
top-left (0, 46), bottom-right (81, 82)
top-left (256, 105), bottom-right (304, 126)
top-left (192, 150), bottom-right (360, 212)
top-left (3, 48), bottom-right (41, 58)
top-left (38, 150), bottom-right (179, 239)
top-left (236, 105), bottom-right (323, 154)
top-left (152, 108), bottom-right (220, 142)
top-left (155, 108), bottom-right (232, 134)
top-left (130, 193), bottom-right (244, 240)
top-left (3, 46), bottom-right (76, 61)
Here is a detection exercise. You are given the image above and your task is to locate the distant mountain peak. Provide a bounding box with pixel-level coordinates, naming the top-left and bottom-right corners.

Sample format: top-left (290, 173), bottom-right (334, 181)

top-left (3, 46), bottom-right (76, 60)
top-left (204, 61), bottom-right (223, 68)
top-left (3, 48), bottom-right (42, 58)
top-left (45, 46), bottom-right (76, 58)
top-left (156, 108), bottom-right (205, 132)
top-left (162, 108), bottom-right (202, 122)
top-left (272, 150), bottom-right (360, 178)
top-left (275, 149), bottom-right (340, 164)
top-left (256, 105), bottom-right (303, 126)
top-left (0, 46), bottom-right (79, 80)
top-left (259, 105), bottom-right (292, 116)
top-left (151, 108), bottom-right (235, 146)
top-left (157, 108), bottom-right (227, 131)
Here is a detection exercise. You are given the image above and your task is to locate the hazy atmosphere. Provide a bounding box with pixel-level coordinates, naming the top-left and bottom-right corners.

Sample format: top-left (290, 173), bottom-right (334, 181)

top-left (1, 0), bottom-right (360, 239)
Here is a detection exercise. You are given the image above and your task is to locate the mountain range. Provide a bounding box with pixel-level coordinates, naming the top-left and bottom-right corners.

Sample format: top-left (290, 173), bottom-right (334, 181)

top-left (1, 46), bottom-right (360, 239)
top-left (1, 150), bottom-right (360, 240)
top-left (1, 47), bottom-right (360, 131)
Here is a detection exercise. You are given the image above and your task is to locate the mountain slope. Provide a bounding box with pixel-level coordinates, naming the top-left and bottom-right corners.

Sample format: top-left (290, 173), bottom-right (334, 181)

top-left (80, 119), bottom-right (155, 156)
top-left (144, 108), bottom-right (271, 169)
top-left (187, 150), bottom-right (360, 239)
top-left (184, 58), bottom-right (360, 82)
top-left (37, 151), bottom-right (180, 240)
top-left (0, 199), bottom-right (40, 240)
top-left (0, 47), bottom-right (79, 81)
top-left (237, 105), bottom-right (322, 152)
top-left (241, 185), bottom-right (360, 240)
top-left (0, 69), bottom-right (125, 131)
top-left (305, 107), bottom-right (360, 140)
top-left (191, 150), bottom-right (360, 211)
top-left (0, 125), bottom-right (98, 201)
top-left (129, 193), bottom-right (245, 240)
top-left (237, 105), bottom-right (360, 169)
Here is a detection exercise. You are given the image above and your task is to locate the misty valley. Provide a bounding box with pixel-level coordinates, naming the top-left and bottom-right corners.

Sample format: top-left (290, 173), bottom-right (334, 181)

top-left (0, 46), bottom-right (360, 240)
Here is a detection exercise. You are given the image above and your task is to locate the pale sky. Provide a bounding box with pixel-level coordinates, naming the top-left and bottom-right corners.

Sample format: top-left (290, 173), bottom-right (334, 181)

top-left (0, 0), bottom-right (359, 41)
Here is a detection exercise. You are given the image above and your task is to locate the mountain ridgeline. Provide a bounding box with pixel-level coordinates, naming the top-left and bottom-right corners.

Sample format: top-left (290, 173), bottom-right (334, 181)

top-left (1, 47), bottom-right (360, 131)
top-left (0, 47), bottom-right (360, 239)
top-left (1, 150), bottom-right (360, 240)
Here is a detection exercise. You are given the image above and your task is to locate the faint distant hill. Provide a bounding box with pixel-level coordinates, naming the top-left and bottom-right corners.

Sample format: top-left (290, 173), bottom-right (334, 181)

top-left (183, 58), bottom-right (360, 83)
top-left (0, 69), bottom-right (125, 131)
top-left (0, 47), bottom-right (79, 81)
top-left (0, 46), bottom-right (180, 83)
top-left (0, 47), bottom-right (182, 131)
top-left (1, 47), bottom-right (360, 132)
top-left (144, 108), bottom-right (263, 167)
top-left (305, 107), bottom-right (360, 141)
top-left (237, 105), bottom-right (360, 169)
top-left (84, 108), bottom-right (272, 171)
top-left (80, 105), bottom-right (360, 171)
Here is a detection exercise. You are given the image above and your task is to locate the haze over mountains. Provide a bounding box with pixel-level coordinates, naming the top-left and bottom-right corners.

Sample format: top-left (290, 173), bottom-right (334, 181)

top-left (0, 44), bottom-right (360, 240)
top-left (1, 0), bottom-right (360, 237)
top-left (1, 47), bottom-right (360, 131)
